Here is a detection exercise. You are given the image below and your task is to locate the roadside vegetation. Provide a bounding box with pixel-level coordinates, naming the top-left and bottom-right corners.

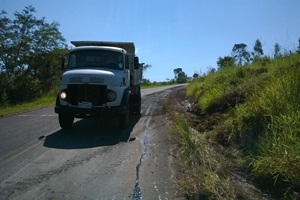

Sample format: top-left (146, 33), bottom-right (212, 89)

top-left (0, 6), bottom-right (67, 111)
top-left (170, 40), bottom-right (300, 199)
top-left (0, 91), bottom-right (56, 118)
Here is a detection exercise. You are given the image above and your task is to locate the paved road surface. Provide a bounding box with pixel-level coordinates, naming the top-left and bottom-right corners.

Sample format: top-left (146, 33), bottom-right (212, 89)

top-left (0, 85), bottom-right (185, 200)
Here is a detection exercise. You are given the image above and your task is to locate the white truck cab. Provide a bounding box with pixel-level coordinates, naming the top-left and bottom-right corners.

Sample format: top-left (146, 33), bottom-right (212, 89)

top-left (55, 41), bottom-right (142, 130)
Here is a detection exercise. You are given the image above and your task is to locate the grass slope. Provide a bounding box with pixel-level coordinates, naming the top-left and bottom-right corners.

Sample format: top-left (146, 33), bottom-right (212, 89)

top-left (171, 54), bottom-right (300, 199)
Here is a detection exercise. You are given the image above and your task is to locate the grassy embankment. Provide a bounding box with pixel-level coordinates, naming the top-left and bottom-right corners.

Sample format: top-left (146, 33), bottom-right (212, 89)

top-left (170, 54), bottom-right (300, 199)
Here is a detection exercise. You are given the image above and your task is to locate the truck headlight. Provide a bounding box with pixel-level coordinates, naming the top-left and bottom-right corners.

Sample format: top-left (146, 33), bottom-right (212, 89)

top-left (107, 91), bottom-right (117, 102)
top-left (60, 91), bottom-right (67, 101)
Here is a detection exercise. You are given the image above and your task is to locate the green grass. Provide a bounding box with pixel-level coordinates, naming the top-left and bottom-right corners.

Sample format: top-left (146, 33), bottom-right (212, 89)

top-left (0, 92), bottom-right (56, 118)
top-left (187, 65), bottom-right (266, 114)
top-left (249, 59), bottom-right (300, 194)
top-left (179, 53), bottom-right (300, 199)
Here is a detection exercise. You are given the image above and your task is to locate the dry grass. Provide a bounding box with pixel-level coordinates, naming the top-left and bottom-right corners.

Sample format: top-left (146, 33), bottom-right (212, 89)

top-left (167, 110), bottom-right (272, 199)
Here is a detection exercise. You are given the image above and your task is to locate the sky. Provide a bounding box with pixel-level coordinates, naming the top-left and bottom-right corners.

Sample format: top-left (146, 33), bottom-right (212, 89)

top-left (1, 0), bottom-right (300, 82)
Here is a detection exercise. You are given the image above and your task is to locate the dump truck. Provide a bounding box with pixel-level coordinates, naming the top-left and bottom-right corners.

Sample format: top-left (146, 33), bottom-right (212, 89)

top-left (55, 41), bottom-right (142, 129)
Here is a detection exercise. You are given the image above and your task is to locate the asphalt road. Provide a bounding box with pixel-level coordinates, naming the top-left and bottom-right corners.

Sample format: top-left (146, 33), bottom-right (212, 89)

top-left (0, 85), bottom-right (185, 200)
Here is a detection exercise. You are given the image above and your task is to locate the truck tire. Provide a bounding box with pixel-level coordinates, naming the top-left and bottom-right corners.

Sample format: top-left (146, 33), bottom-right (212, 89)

top-left (133, 88), bottom-right (141, 114)
top-left (58, 114), bottom-right (74, 130)
top-left (119, 94), bottom-right (129, 129)
top-left (136, 87), bottom-right (141, 114)
top-left (130, 87), bottom-right (141, 114)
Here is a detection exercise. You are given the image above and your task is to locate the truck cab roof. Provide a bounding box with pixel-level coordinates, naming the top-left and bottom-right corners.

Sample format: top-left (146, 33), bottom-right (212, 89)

top-left (71, 41), bottom-right (135, 54)
top-left (70, 46), bottom-right (126, 54)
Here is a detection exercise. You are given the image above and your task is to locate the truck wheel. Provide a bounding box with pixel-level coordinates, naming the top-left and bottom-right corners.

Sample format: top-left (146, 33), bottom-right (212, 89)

top-left (120, 95), bottom-right (129, 129)
top-left (58, 114), bottom-right (74, 130)
top-left (136, 88), bottom-right (141, 114)
top-left (130, 87), bottom-right (141, 114)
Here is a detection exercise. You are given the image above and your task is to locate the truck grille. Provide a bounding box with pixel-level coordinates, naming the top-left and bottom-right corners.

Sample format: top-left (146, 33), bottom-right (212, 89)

top-left (68, 84), bottom-right (107, 106)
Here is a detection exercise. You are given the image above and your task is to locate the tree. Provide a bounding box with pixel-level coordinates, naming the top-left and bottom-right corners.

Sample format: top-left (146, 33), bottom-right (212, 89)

top-left (274, 43), bottom-right (282, 58)
top-left (173, 68), bottom-right (182, 79)
top-left (0, 6), bottom-right (66, 105)
top-left (142, 64), bottom-right (151, 72)
top-left (140, 63), bottom-right (151, 79)
top-left (141, 78), bottom-right (151, 86)
top-left (252, 39), bottom-right (264, 60)
top-left (177, 71), bottom-right (188, 83)
top-left (193, 73), bottom-right (199, 79)
top-left (217, 56), bottom-right (235, 69)
top-left (173, 68), bottom-right (188, 83)
top-left (231, 43), bottom-right (250, 66)
top-left (207, 67), bottom-right (216, 74)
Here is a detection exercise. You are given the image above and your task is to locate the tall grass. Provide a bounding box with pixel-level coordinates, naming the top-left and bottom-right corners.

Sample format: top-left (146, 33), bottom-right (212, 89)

top-left (187, 66), bottom-right (265, 113)
top-left (184, 53), bottom-right (300, 198)
top-left (253, 113), bottom-right (300, 183)
top-left (250, 58), bottom-right (300, 193)
top-left (170, 114), bottom-right (238, 199)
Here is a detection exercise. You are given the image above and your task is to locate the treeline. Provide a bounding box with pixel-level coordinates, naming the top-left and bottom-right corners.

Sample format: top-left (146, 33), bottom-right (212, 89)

top-left (0, 6), bottom-right (67, 107)
top-left (192, 38), bottom-right (300, 79)
top-left (218, 39), bottom-right (300, 68)
top-left (142, 67), bottom-right (190, 86)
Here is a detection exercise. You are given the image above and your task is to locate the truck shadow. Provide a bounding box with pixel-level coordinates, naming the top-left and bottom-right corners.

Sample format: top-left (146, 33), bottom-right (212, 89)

top-left (43, 114), bottom-right (141, 149)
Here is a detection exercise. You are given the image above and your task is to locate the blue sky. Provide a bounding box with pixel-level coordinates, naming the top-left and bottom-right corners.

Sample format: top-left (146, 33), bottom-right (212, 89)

top-left (1, 0), bottom-right (300, 82)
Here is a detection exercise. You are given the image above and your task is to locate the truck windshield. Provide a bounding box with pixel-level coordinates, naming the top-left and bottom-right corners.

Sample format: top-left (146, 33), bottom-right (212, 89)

top-left (68, 50), bottom-right (124, 70)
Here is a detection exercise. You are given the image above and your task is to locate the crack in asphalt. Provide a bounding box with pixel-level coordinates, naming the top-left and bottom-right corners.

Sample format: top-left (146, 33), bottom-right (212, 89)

top-left (133, 116), bottom-right (151, 200)
top-left (132, 90), bottom-right (172, 199)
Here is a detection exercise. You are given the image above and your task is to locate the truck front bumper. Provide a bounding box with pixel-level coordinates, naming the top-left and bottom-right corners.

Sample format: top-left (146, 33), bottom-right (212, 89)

top-left (54, 105), bottom-right (128, 117)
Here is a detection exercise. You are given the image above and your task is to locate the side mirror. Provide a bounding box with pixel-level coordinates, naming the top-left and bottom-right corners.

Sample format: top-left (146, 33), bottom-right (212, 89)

top-left (134, 57), bottom-right (139, 69)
